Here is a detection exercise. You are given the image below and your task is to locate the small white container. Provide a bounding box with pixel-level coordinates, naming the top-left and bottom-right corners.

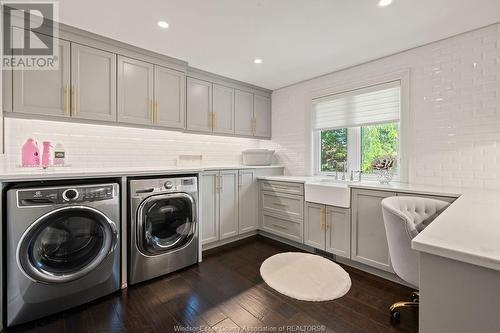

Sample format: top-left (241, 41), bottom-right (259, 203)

top-left (242, 149), bottom-right (275, 166)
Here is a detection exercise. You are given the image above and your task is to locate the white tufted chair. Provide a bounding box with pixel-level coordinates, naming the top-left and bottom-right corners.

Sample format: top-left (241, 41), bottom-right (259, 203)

top-left (381, 196), bottom-right (451, 321)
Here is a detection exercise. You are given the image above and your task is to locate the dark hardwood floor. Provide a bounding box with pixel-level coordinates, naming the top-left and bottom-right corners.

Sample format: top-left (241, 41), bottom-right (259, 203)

top-left (7, 236), bottom-right (418, 332)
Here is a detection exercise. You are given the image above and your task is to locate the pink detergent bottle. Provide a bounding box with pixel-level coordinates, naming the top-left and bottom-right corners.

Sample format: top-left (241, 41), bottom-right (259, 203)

top-left (42, 141), bottom-right (54, 167)
top-left (22, 138), bottom-right (40, 166)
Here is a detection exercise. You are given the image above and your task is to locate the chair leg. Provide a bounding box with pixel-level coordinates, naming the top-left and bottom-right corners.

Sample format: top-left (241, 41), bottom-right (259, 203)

top-left (389, 299), bottom-right (419, 323)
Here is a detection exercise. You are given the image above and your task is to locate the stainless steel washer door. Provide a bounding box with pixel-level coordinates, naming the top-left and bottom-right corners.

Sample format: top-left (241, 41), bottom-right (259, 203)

top-left (17, 206), bottom-right (118, 284)
top-left (137, 193), bottom-right (196, 255)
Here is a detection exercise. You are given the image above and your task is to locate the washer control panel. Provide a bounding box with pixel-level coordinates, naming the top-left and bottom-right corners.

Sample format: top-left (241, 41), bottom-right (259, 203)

top-left (18, 184), bottom-right (116, 206)
top-left (131, 176), bottom-right (198, 196)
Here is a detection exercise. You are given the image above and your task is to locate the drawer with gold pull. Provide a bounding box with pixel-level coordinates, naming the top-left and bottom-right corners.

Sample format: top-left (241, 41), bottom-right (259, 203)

top-left (261, 191), bottom-right (303, 221)
top-left (262, 213), bottom-right (302, 243)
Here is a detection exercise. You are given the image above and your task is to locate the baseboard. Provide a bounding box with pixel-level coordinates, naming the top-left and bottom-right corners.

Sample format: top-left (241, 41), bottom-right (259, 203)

top-left (201, 231), bottom-right (258, 255)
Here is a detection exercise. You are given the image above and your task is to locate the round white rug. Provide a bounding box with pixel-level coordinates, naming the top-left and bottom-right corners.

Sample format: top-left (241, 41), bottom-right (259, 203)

top-left (260, 252), bottom-right (351, 302)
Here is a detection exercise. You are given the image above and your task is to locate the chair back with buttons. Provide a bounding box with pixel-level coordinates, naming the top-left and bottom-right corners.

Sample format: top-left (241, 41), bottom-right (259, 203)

top-left (381, 196), bottom-right (450, 287)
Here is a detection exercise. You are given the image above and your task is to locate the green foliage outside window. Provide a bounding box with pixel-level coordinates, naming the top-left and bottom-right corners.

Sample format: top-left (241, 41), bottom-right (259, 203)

top-left (320, 123), bottom-right (399, 173)
top-left (361, 123), bottom-right (399, 173)
top-left (320, 128), bottom-right (347, 171)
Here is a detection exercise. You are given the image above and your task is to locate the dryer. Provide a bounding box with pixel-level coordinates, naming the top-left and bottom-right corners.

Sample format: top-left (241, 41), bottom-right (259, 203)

top-left (5, 182), bottom-right (120, 327)
top-left (128, 176), bottom-right (198, 285)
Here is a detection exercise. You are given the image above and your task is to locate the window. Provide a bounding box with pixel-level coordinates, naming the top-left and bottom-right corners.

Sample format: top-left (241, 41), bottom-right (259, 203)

top-left (313, 81), bottom-right (401, 176)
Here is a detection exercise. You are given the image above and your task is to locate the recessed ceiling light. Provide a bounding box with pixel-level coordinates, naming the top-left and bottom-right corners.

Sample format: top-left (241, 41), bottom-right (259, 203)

top-left (378, 0), bottom-right (393, 7)
top-left (254, 58), bottom-right (263, 64)
top-left (157, 20), bottom-right (169, 29)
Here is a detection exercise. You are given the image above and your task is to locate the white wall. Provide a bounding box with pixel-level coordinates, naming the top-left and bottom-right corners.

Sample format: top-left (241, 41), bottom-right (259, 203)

top-left (270, 22), bottom-right (500, 190)
top-left (1, 117), bottom-right (271, 170)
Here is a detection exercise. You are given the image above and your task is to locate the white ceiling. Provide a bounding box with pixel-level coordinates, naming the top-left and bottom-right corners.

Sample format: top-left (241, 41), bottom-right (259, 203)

top-left (59, 0), bottom-right (500, 90)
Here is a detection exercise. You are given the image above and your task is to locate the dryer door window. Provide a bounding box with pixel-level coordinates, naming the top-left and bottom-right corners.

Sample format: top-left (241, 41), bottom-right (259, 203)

top-left (17, 206), bottom-right (118, 284)
top-left (137, 193), bottom-right (196, 255)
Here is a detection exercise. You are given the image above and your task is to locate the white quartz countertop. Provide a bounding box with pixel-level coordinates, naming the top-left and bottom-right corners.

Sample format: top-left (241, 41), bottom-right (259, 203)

top-left (257, 175), bottom-right (500, 272)
top-left (0, 165), bottom-right (284, 182)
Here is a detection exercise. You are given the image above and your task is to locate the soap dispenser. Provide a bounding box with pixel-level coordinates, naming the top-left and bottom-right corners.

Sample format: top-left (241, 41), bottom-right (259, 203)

top-left (21, 138), bottom-right (40, 167)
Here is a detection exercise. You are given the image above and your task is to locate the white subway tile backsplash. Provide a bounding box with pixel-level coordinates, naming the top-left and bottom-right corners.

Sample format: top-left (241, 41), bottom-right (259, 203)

top-left (2, 118), bottom-right (272, 171)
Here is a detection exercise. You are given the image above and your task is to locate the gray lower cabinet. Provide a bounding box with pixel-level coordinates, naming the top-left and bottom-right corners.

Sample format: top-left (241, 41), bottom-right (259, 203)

top-left (396, 192), bottom-right (457, 203)
top-left (219, 170), bottom-right (239, 240)
top-left (351, 189), bottom-right (395, 272)
top-left (12, 39), bottom-right (71, 117)
top-left (326, 206), bottom-right (351, 258)
top-left (238, 170), bottom-right (257, 233)
top-left (201, 172), bottom-right (220, 244)
top-left (260, 181), bottom-right (304, 243)
top-left (117, 56), bottom-right (154, 125)
top-left (186, 77), bottom-right (212, 132)
top-left (212, 84), bottom-right (235, 134)
top-left (154, 65), bottom-right (185, 129)
top-left (201, 170), bottom-right (239, 244)
top-left (71, 43), bottom-right (116, 121)
top-left (304, 202), bottom-right (326, 249)
top-left (234, 89), bottom-right (254, 136)
top-left (304, 202), bottom-right (351, 258)
top-left (254, 94), bottom-right (271, 138)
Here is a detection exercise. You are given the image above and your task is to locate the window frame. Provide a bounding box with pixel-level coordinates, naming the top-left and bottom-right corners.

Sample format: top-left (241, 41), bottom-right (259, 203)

top-left (310, 72), bottom-right (410, 181)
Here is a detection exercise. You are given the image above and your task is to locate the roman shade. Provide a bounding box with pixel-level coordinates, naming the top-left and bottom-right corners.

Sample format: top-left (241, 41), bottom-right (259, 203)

top-left (312, 80), bottom-right (401, 131)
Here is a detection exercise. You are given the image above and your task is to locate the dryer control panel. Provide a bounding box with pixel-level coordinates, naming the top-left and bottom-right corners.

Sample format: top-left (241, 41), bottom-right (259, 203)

top-left (17, 184), bottom-right (116, 206)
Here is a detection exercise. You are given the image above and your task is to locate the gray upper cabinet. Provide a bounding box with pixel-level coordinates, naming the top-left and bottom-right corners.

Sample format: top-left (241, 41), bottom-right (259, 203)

top-left (13, 39), bottom-right (71, 117)
top-left (154, 65), bottom-right (185, 129)
top-left (254, 94), bottom-right (271, 138)
top-left (186, 77), bottom-right (212, 133)
top-left (117, 56), bottom-right (154, 126)
top-left (351, 189), bottom-right (395, 273)
top-left (71, 43), bottom-right (116, 121)
top-left (234, 89), bottom-right (254, 136)
top-left (212, 84), bottom-right (235, 134)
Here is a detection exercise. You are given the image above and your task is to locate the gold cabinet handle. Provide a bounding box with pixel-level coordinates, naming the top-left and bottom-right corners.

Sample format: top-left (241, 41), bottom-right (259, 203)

top-left (272, 224), bottom-right (288, 230)
top-left (155, 100), bottom-right (159, 123)
top-left (252, 117), bottom-right (257, 135)
top-left (325, 208), bottom-right (329, 230)
top-left (65, 83), bottom-right (69, 115)
top-left (150, 99), bottom-right (154, 123)
top-left (73, 83), bottom-right (77, 115)
top-left (212, 112), bottom-right (216, 130)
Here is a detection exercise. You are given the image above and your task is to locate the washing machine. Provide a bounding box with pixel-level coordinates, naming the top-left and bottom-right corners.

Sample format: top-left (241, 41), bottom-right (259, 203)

top-left (5, 182), bottom-right (121, 327)
top-left (128, 176), bottom-right (198, 285)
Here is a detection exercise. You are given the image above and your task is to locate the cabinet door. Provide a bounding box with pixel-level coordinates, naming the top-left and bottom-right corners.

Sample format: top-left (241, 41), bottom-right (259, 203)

top-left (351, 189), bottom-right (396, 272)
top-left (13, 39), bottom-right (70, 117)
top-left (253, 94), bottom-right (271, 138)
top-left (234, 89), bottom-right (254, 136)
top-left (212, 84), bottom-right (235, 134)
top-left (71, 43), bottom-right (116, 121)
top-left (201, 172), bottom-right (220, 244)
top-left (186, 77), bottom-right (212, 133)
top-left (219, 170), bottom-right (239, 240)
top-left (154, 65), bottom-right (185, 129)
top-left (304, 202), bottom-right (326, 250)
top-left (117, 56), bottom-right (154, 125)
top-left (238, 170), bottom-right (257, 234)
top-left (326, 206), bottom-right (351, 258)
